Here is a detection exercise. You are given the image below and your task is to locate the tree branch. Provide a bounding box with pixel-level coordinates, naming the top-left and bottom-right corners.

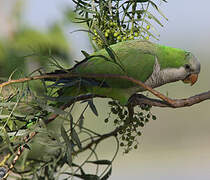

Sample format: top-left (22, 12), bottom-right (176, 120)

top-left (74, 127), bottom-right (119, 155)
top-left (0, 73), bottom-right (175, 106)
top-left (129, 91), bottom-right (210, 108)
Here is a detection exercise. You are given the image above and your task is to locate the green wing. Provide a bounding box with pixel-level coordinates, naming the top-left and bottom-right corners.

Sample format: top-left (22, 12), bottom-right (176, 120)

top-left (73, 40), bottom-right (156, 89)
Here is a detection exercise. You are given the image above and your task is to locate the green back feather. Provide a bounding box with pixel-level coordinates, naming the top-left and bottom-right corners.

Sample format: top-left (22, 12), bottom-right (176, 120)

top-left (73, 40), bottom-right (188, 89)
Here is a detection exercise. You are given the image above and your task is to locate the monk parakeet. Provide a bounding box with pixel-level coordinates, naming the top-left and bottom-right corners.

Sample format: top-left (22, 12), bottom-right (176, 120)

top-left (47, 40), bottom-right (200, 105)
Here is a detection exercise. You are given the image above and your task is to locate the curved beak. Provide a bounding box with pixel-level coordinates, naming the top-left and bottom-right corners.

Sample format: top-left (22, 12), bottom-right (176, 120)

top-left (182, 73), bottom-right (198, 86)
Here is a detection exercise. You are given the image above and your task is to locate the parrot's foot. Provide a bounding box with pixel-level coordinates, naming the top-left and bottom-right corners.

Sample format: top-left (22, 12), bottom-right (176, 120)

top-left (128, 94), bottom-right (151, 110)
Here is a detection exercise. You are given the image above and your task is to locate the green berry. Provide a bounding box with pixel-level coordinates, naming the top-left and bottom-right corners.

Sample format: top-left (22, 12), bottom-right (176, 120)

top-left (124, 110), bottom-right (128, 115)
top-left (128, 141), bottom-right (132, 146)
top-left (122, 24), bottom-right (126, 28)
top-left (114, 119), bottom-right (118, 124)
top-left (134, 32), bottom-right (139, 37)
top-left (110, 22), bottom-right (114, 26)
top-left (152, 115), bottom-right (157, 120)
top-left (137, 14), bottom-right (142, 19)
top-left (137, 131), bottom-right (142, 136)
top-left (123, 36), bottom-right (127, 41)
top-left (129, 35), bottom-right (134, 40)
top-left (105, 32), bottom-right (109, 37)
top-left (139, 122), bottom-right (144, 127)
top-left (117, 36), bottom-right (122, 41)
top-left (114, 32), bottom-right (119, 37)
top-left (104, 118), bottom-right (109, 123)
top-left (111, 108), bottom-right (117, 114)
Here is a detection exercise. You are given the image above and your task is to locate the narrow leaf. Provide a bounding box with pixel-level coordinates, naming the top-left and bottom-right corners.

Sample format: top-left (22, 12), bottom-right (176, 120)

top-left (43, 104), bottom-right (66, 115)
top-left (44, 95), bottom-right (74, 102)
top-left (71, 29), bottom-right (94, 35)
top-left (142, 27), bottom-right (159, 40)
top-left (0, 115), bottom-right (10, 119)
top-left (87, 160), bottom-right (111, 165)
top-left (101, 167), bottom-right (112, 180)
top-left (105, 47), bottom-right (117, 63)
top-left (81, 50), bottom-right (90, 58)
top-left (93, 26), bottom-right (108, 46)
top-left (146, 11), bottom-right (164, 27)
top-left (23, 144), bottom-right (31, 150)
top-left (71, 129), bottom-right (82, 150)
top-left (88, 100), bottom-right (98, 116)
top-left (78, 114), bottom-right (84, 130)
top-left (0, 102), bottom-right (16, 107)
top-left (150, 1), bottom-right (168, 20)
top-left (61, 126), bottom-right (73, 165)
top-left (76, 7), bottom-right (96, 14)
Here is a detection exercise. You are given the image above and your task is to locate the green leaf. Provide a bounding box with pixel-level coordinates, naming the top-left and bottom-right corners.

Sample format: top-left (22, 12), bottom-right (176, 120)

top-left (81, 50), bottom-right (90, 58)
top-left (149, 1), bottom-right (168, 20)
top-left (88, 100), bottom-right (98, 116)
top-left (78, 113), bottom-right (84, 130)
top-left (142, 27), bottom-right (159, 40)
top-left (43, 105), bottom-right (66, 115)
top-left (0, 102), bottom-right (16, 107)
top-left (87, 160), bottom-right (111, 165)
top-left (23, 144), bottom-right (31, 150)
top-left (146, 11), bottom-right (164, 27)
top-left (71, 29), bottom-right (94, 35)
top-left (71, 128), bottom-right (82, 150)
top-left (0, 115), bottom-right (10, 119)
top-left (76, 7), bottom-right (96, 14)
top-left (104, 47), bottom-right (117, 63)
top-left (101, 167), bottom-right (112, 180)
top-left (44, 95), bottom-right (74, 102)
top-left (60, 125), bottom-right (73, 166)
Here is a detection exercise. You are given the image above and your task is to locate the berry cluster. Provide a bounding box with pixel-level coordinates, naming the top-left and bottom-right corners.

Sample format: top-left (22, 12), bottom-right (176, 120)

top-left (92, 20), bottom-right (151, 48)
top-left (105, 101), bottom-right (156, 153)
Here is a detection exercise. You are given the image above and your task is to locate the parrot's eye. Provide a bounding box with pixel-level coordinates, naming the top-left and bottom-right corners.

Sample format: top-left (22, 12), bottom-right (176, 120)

top-left (184, 64), bottom-right (191, 70)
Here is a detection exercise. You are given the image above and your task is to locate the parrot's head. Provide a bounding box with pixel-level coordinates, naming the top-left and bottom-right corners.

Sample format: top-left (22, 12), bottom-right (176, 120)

top-left (181, 52), bottom-right (200, 85)
top-left (156, 52), bottom-right (201, 87)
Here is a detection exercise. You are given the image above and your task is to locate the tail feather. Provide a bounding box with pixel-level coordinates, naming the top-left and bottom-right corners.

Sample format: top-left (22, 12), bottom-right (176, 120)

top-left (45, 69), bottom-right (109, 88)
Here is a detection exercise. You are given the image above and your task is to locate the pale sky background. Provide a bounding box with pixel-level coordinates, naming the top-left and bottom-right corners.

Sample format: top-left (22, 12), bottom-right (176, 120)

top-left (24, 0), bottom-right (210, 59)
top-left (21, 0), bottom-right (210, 180)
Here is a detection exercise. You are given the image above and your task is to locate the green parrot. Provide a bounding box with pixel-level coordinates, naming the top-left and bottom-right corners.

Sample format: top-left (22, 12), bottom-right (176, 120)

top-left (47, 40), bottom-right (200, 105)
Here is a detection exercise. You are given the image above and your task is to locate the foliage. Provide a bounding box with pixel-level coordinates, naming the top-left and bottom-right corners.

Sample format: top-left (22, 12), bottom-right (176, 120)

top-left (72, 0), bottom-right (167, 48)
top-left (0, 24), bottom-right (70, 77)
top-left (0, 0), bottom-right (167, 179)
top-left (0, 1), bottom-right (71, 78)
